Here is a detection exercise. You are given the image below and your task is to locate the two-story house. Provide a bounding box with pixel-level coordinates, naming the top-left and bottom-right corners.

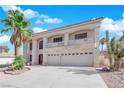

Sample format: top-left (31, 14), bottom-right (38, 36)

top-left (23, 17), bottom-right (104, 67)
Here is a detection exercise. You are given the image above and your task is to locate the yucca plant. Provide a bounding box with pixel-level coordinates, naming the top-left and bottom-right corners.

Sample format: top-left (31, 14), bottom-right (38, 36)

top-left (105, 30), bottom-right (124, 71)
top-left (100, 37), bottom-right (105, 54)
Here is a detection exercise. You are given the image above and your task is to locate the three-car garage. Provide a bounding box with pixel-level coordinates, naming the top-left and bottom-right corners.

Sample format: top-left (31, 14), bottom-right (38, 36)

top-left (46, 52), bottom-right (94, 67)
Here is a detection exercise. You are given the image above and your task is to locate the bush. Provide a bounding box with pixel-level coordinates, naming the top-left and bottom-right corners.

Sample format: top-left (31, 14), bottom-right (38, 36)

top-left (13, 56), bottom-right (25, 70)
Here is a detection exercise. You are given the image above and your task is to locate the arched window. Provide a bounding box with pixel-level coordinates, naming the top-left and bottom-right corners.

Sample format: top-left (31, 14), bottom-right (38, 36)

top-left (39, 41), bottom-right (43, 49)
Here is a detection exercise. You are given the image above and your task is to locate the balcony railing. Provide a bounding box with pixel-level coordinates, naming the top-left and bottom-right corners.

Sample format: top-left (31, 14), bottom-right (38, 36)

top-left (45, 38), bottom-right (93, 48)
top-left (68, 38), bottom-right (93, 46)
top-left (45, 42), bottom-right (64, 48)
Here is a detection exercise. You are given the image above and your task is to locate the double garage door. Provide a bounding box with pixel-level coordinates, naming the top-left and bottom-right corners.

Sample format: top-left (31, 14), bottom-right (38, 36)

top-left (47, 53), bottom-right (94, 66)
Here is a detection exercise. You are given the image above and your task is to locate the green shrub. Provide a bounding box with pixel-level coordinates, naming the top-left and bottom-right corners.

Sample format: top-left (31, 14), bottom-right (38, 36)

top-left (13, 56), bottom-right (25, 70)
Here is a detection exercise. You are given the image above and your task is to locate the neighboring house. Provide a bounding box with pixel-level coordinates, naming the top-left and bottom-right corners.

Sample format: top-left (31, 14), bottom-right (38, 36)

top-left (0, 46), bottom-right (14, 65)
top-left (0, 53), bottom-right (15, 65)
top-left (23, 17), bottom-right (104, 67)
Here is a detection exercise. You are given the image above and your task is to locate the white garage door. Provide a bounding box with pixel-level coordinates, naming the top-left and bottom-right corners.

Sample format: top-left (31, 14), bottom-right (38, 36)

top-left (47, 53), bottom-right (94, 66)
top-left (61, 54), bottom-right (94, 66)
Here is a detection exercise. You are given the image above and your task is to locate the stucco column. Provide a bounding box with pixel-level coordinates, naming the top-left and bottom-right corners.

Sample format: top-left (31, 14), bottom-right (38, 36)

top-left (43, 37), bottom-right (48, 65)
top-left (23, 44), bottom-right (28, 63)
top-left (64, 33), bottom-right (69, 46)
top-left (93, 28), bottom-right (99, 67)
top-left (32, 39), bottom-right (38, 65)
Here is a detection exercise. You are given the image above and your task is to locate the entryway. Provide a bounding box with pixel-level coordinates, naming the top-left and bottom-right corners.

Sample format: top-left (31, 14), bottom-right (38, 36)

top-left (39, 54), bottom-right (43, 65)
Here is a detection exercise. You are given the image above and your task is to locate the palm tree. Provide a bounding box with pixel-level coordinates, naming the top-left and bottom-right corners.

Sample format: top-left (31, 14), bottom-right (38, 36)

top-left (100, 37), bottom-right (105, 53)
top-left (0, 10), bottom-right (32, 57)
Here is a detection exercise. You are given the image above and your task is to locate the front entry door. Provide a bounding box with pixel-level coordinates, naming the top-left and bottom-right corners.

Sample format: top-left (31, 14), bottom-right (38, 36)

top-left (39, 54), bottom-right (43, 65)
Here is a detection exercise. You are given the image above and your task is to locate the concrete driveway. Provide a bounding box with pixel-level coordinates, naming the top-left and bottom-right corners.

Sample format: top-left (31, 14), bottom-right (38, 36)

top-left (0, 66), bottom-right (107, 88)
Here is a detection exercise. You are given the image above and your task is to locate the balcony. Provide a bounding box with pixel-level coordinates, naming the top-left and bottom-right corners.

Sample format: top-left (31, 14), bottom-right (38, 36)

top-left (45, 38), bottom-right (94, 48)
top-left (45, 42), bottom-right (64, 48)
top-left (68, 38), bottom-right (93, 46)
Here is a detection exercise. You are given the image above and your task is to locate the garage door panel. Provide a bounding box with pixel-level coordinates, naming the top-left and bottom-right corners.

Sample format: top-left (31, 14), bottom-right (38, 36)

top-left (47, 56), bottom-right (60, 65)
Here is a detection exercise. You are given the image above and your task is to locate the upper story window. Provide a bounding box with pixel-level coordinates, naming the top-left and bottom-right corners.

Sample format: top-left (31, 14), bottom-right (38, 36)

top-left (29, 42), bottom-right (32, 50)
top-left (39, 41), bottom-right (43, 49)
top-left (53, 37), bottom-right (63, 43)
top-left (75, 33), bottom-right (87, 40)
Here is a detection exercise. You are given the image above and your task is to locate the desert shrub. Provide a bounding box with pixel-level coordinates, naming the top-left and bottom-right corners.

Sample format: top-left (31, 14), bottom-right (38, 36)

top-left (13, 56), bottom-right (25, 70)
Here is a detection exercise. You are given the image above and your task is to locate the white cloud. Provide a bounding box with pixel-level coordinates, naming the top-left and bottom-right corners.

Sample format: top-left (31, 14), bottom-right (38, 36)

top-left (40, 14), bottom-right (63, 24)
top-left (23, 9), bottom-right (39, 19)
top-left (1, 5), bottom-right (39, 19)
top-left (35, 19), bottom-right (43, 24)
top-left (44, 18), bottom-right (63, 24)
top-left (0, 35), bottom-right (10, 44)
top-left (40, 14), bottom-right (49, 19)
top-left (1, 5), bottom-right (23, 12)
top-left (1, 5), bottom-right (63, 23)
top-left (100, 17), bottom-right (124, 32)
top-left (122, 13), bottom-right (124, 18)
top-left (33, 27), bottom-right (47, 33)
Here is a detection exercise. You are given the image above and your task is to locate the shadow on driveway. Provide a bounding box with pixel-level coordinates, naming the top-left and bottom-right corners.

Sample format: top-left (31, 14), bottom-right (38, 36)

top-left (58, 67), bottom-right (97, 75)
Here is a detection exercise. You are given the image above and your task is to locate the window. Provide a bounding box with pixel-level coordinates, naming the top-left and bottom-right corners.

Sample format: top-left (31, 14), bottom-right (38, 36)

top-left (89, 52), bottom-right (93, 54)
top-left (85, 52), bottom-right (88, 55)
top-left (53, 37), bottom-right (63, 43)
top-left (72, 53), bottom-right (75, 55)
top-left (61, 54), bottom-right (64, 56)
top-left (39, 41), bottom-right (43, 49)
top-left (65, 53), bottom-right (67, 56)
top-left (30, 43), bottom-right (32, 50)
top-left (80, 53), bottom-right (83, 55)
top-left (30, 55), bottom-right (32, 61)
top-left (75, 33), bottom-right (87, 40)
top-left (76, 53), bottom-right (79, 55)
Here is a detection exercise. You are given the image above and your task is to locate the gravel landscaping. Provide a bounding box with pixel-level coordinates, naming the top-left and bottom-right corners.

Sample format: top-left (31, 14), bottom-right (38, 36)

top-left (100, 70), bottom-right (124, 88)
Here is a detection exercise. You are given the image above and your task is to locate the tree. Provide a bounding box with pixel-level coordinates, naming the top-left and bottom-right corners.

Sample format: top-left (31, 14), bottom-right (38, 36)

top-left (100, 37), bottom-right (105, 53)
top-left (0, 46), bottom-right (9, 53)
top-left (4, 46), bottom-right (10, 53)
top-left (105, 30), bottom-right (124, 71)
top-left (0, 10), bottom-right (32, 57)
top-left (105, 30), bottom-right (114, 69)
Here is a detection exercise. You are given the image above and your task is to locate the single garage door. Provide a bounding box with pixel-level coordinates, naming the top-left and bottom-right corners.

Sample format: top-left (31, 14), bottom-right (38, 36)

top-left (47, 53), bottom-right (94, 66)
top-left (61, 54), bottom-right (94, 66)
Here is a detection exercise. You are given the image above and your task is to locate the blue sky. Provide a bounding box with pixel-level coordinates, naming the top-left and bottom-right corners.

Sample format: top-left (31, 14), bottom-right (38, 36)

top-left (0, 5), bottom-right (124, 53)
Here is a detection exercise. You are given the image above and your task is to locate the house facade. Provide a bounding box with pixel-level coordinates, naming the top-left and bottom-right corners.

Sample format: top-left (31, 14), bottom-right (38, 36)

top-left (23, 17), bottom-right (104, 67)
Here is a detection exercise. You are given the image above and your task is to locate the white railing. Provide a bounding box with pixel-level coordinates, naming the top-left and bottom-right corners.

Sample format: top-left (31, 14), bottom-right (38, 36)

top-left (68, 38), bottom-right (93, 46)
top-left (45, 42), bottom-right (64, 48)
top-left (45, 38), bottom-right (94, 48)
